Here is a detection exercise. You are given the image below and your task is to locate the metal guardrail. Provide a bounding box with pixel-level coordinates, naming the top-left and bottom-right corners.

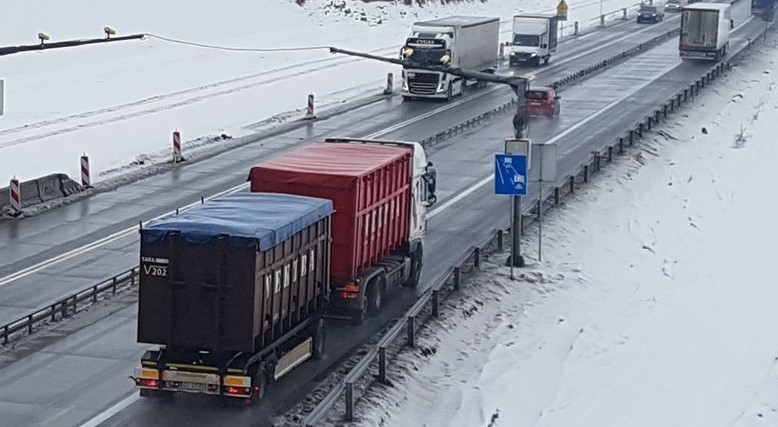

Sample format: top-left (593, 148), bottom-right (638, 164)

top-left (593, 2), bottom-right (645, 27)
top-left (552, 27), bottom-right (681, 90)
top-left (0, 34), bottom-right (651, 347)
top-left (303, 24), bottom-right (774, 426)
top-left (305, 231), bottom-right (503, 426)
top-left (0, 267), bottom-right (139, 345)
top-left (419, 27), bottom-right (681, 149)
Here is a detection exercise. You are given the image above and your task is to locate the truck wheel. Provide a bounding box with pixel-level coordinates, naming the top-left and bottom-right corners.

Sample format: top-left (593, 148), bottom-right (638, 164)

top-left (311, 320), bottom-right (326, 360)
top-left (544, 57), bottom-right (550, 66)
top-left (402, 96), bottom-right (412, 102)
top-left (367, 278), bottom-right (384, 316)
top-left (253, 369), bottom-right (268, 400)
top-left (446, 84), bottom-right (453, 101)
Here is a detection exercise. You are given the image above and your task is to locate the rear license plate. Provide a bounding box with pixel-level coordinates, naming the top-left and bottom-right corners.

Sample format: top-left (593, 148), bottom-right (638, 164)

top-left (180, 381), bottom-right (207, 391)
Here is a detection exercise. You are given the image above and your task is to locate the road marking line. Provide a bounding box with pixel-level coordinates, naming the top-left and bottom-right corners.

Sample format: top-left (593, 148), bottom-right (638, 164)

top-left (0, 17), bottom-right (683, 289)
top-left (79, 392), bottom-right (139, 427)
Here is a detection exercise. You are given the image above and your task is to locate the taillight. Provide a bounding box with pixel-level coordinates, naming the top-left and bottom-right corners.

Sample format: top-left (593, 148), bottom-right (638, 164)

top-left (138, 378), bottom-right (159, 389)
top-left (225, 386), bottom-right (251, 396)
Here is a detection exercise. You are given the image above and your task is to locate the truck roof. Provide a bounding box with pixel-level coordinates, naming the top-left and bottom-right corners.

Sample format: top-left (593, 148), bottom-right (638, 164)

top-left (682, 2), bottom-right (730, 10)
top-left (413, 15), bottom-right (500, 28)
top-left (255, 142), bottom-right (411, 179)
top-left (141, 193), bottom-right (333, 251)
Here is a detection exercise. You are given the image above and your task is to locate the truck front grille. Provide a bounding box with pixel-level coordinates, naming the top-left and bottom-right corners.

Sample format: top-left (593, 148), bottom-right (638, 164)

top-left (408, 73), bottom-right (439, 95)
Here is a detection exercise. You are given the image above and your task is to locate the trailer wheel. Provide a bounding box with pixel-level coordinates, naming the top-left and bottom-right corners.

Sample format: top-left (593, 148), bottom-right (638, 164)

top-left (139, 389), bottom-right (155, 398)
top-left (312, 319), bottom-right (326, 360)
top-left (253, 369), bottom-right (269, 400)
top-left (367, 278), bottom-right (384, 316)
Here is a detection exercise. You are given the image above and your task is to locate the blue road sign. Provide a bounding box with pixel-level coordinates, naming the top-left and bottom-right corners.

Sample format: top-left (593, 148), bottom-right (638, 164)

top-left (494, 154), bottom-right (527, 196)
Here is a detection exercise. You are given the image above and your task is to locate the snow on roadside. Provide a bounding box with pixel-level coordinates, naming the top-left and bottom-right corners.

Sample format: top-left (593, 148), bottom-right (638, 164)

top-left (1, 0), bottom-right (645, 183)
top-left (348, 32), bottom-right (778, 427)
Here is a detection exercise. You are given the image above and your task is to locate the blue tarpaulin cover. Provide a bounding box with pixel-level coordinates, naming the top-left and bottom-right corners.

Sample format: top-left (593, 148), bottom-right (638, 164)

top-left (141, 193), bottom-right (333, 251)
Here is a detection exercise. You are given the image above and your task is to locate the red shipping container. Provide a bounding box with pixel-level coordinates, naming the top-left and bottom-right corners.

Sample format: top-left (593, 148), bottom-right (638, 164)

top-left (249, 142), bottom-right (412, 285)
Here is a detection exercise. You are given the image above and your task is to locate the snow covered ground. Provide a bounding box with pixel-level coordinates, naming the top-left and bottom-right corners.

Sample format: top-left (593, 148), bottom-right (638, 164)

top-left (350, 32), bottom-right (778, 427)
top-left (1, 0), bottom-right (643, 183)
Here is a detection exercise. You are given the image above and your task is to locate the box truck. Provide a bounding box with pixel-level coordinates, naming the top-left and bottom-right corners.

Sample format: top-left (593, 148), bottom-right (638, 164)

top-left (249, 138), bottom-right (438, 325)
top-left (509, 13), bottom-right (559, 67)
top-left (400, 16), bottom-right (500, 101)
top-left (132, 193), bottom-right (333, 404)
top-left (679, 3), bottom-right (732, 60)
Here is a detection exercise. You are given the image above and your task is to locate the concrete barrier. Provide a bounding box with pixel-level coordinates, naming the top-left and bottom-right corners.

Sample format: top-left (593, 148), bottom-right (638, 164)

top-left (0, 173), bottom-right (85, 215)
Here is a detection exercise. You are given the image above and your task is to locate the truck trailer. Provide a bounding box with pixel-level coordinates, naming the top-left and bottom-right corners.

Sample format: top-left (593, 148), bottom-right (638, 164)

top-left (751, 0), bottom-right (777, 20)
top-left (509, 13), bottom-right (559, 67)
top-left (679, 3), bottom-right (732, 60)
top-left (132, 193), bottom-right (333, 404)
top-left (249, 138), bottom-right (438, 324)
top-left (400, 16), bottom-right (500, 101)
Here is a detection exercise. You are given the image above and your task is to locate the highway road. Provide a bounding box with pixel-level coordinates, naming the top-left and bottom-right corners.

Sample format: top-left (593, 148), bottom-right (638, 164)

top-left (0, 2), bottom-right (763, 425)
top-left (0, 16), bottom-right (685, 325)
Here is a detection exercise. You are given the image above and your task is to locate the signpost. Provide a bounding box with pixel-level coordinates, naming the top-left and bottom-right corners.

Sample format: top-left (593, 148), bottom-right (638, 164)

top-left (528, 142), bottom-right (558, 263)
top-left (557, 0), bottom-right (569, 21)
top-left (495, 139), bottom-right (530, 279)
top-left (0, 79), bottom-right (5, 116)
top-left (557, 0), bottom-right (569, 35)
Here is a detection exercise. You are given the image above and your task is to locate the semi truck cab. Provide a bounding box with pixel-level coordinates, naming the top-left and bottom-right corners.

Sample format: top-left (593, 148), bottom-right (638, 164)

top-left (401, 16), bottom-right (500, 101)
top-left (401, 27), bottom-right (461, 100)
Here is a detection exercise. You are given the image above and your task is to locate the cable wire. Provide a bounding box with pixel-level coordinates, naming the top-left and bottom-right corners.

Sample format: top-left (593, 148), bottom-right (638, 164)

top-left (143, 33), bottom-right (332, 52)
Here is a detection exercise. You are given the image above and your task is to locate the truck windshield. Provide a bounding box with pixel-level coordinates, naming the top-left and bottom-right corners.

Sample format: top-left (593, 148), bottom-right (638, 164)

top-left (513, 35), bottom-right (540, 46)
top-left (405, 47), bottom-right (448, 66)
top-left (640, 6), bottom-right (657, 12)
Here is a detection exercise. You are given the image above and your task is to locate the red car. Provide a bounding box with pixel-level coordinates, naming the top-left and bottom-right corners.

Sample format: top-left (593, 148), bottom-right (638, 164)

top-left (526, 86), bottom-right (561, 117)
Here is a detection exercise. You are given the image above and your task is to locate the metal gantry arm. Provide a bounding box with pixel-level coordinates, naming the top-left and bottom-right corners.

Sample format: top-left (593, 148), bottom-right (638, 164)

top-left (328, 47), bottom-right (530, 139)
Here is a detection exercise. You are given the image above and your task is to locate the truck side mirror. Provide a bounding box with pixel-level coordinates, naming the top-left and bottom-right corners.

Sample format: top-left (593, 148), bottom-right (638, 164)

top-left (730, 19), bottom-right (734, 29)
top-left (541, 43), bottom-right (548, 49)
top-left (423, 162), bottom-right (437, 206)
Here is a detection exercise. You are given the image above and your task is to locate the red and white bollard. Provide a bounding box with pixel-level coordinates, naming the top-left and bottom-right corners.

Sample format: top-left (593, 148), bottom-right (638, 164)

top-left (384, 73), bottom-right (394, 95)
top-left (172, 130), bottom-right (183, 163)
top-left (9, 177), bottom-right (21, 215)
top-left (304, 93), bottom-right (315, 119)
top-left (80, 153), bottom-right (91, 188)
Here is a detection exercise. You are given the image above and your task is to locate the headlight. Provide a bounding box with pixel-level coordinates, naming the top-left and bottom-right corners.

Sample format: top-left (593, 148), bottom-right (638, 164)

top-left (403, 79), bottom-right (409, 90)
top-left (530, 52), bottom-right (538, 57)
top-left (437, 82), bottom-right (446, 92)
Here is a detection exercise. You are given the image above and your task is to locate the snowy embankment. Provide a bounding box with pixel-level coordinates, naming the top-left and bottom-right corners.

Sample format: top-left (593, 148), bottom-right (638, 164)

top-left (349, 33), bottom-right (778, 427)
top-left (1, 0), bottom-right (640, 183)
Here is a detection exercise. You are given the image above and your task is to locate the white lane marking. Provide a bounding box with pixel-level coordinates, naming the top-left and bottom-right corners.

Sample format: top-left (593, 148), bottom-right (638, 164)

top-left (0, 18), bottom-right (682, 288)
top-left (552, 61), bottom-right (681, 154)
top-left (427, 59), bottom-right (685, 213)
top-left (78, 392), bottom-right (138, 427)
top-left (0, 183), bottom-right (246, 288)
top-left (428, 175), bottom-right (494, 219)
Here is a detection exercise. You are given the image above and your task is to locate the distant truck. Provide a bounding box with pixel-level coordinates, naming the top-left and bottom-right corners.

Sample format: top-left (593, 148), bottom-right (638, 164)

top-left (751, 0), bottom-right (777, 20)
top-left (400, 16), bottom-right (500, 101)
top-left (679, 3), bottom-right (732, 60)
top-left (509, 13), bottom-right (559, 67)
top-left (249, 138), bottom-right (438, 325)
top-left (133, 193), bottom-right (333, 404)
